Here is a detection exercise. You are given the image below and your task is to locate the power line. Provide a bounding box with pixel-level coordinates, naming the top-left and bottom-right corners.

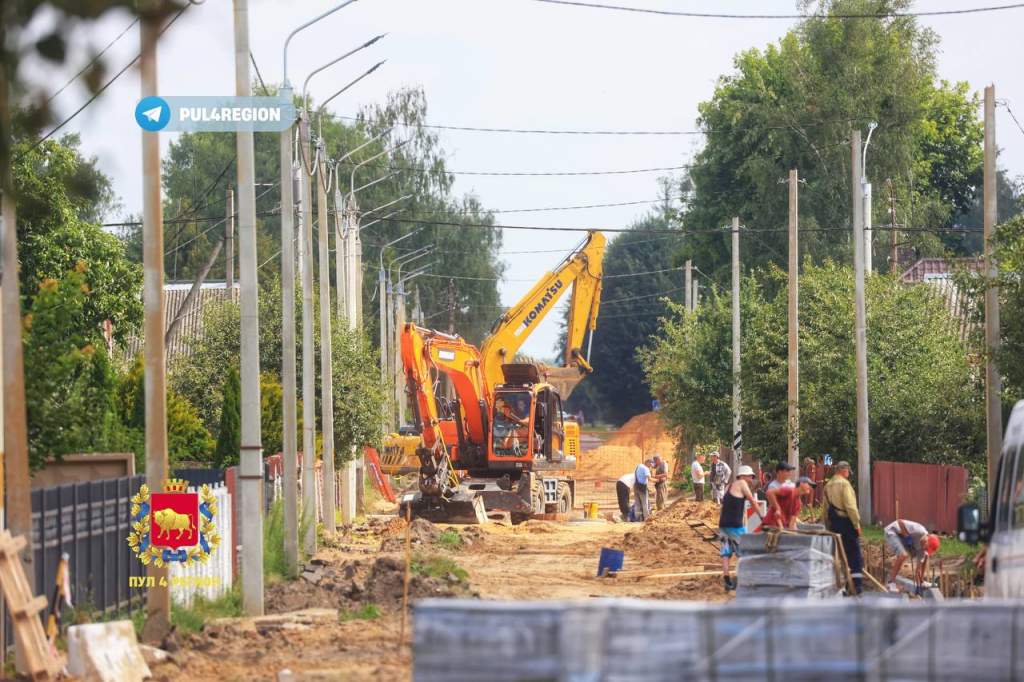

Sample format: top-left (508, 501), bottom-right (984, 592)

top-left (525, 0), bottom-right (1024, 19)
top-left (46, 17), bottom-right (140, 104)
top-left (32, 6), bottom-right (191, 149)
top-left (346, 161), bottom-right (692, 176)
top-left (490, 198), bottom-right (667, 214)
top-left (1002, 101), bottom-right (1024, 139)
top-left (250, 51), bottom-right (269, 94)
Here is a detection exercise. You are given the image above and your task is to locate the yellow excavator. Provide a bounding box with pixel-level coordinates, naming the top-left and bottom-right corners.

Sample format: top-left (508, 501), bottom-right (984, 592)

top-left (395, 231), bottom-right (605, 522)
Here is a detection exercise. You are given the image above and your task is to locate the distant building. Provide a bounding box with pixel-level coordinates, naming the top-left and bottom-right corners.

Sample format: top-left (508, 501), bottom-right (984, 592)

top-left (898, 257), bottom-right (982, 342)
top-left (117, 281), bottom-right (239, 362)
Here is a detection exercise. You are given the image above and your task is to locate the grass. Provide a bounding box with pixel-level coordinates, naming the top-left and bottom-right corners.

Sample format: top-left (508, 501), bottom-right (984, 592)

top-left (436, 529), bottom-right (463, 550)
top-left (170, 589), bottom-right (244, 634)
top-left (264, 497), bottom-right (313, 582)
top-left (339, 603), bottom-right (381, 622)
top-left (411, 554), bottom-right (468, 583)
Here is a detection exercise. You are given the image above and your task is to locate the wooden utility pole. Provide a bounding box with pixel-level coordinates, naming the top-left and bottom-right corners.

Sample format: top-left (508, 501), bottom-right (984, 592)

top-left (852, 130), bottom-right (872, 523)
top-left (316, 148), bottom-right (336, 533)
top-left (684, 259), bottom-right (692, 313)
top-left (139, 10), bottom-right (170, 643)
top-left (731, 217), bottom-right (742, 478)
top-left (233, 0), bottom-right (264, 615)
top-left (787, 169), bottom-right (800, 468)
top-left (298, 112), bottom-right (317, 557)
top-left (984, 85), bottom-right (1003, 496)
top-left (279, 95), bottom-right (299, 576)
top-left (226, 186), bottom-right (234, 290)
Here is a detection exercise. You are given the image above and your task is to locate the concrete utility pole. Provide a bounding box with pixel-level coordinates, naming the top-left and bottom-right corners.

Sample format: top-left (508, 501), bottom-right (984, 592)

top-left (316, 150), bottom-right (336, 533)
top-left (731, 217), bottom-right (742, 477)
top-left (342, 201), bottom-right (360, 522)
top-left (298, 113), bottom-right (317, 556)
top-left (335, 186), bottom-right (347, 320)
top-left (684, 259), bottom-right (692, 313)
top-left (226, 186), bottom-right (235, 289)
top-left (851, 131), bottom-right (872, 523)
top-left (983, 84), bottom-right (1003, 496)
top-left (139, 10), bottom-right (170, 643)
top-left (887, 179), bottom-right (898, 274)
top-left (787, 169), bottom-right (800, 468)
top-left (393, 281), bottom-right (406, 425)
top-left (233, 0), bottom-right (264, 615)
top-left (279, 110), bottom-right (299, 577)
top-left (378, 266), bottom-right (388, 388)
top-left (861, 122), bottom-right (877, 275)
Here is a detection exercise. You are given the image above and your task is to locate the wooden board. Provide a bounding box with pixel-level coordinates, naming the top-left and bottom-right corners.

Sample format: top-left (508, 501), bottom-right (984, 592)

top-left (0, 531), bottom-right (61, 680)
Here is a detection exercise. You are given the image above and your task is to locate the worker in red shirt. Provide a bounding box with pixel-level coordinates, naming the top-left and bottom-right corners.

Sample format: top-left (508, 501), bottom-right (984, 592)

top-left (760, 476), bottom-right (816, 530)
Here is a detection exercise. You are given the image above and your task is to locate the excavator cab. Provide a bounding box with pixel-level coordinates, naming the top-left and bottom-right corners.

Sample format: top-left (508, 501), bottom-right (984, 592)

top-left (489, 364), bottom-right (571, 466)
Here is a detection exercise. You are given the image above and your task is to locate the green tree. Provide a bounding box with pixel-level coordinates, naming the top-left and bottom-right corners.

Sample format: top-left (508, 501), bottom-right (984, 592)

top-left (332, 321), bottom-right (388, 461)
top-left (23, 267), bottom-right (124, 470)
top-left (214, 367), bottom-right (241, 468)
top-left (678, 0), bottom-right (983, 278)
top-left (12, 136), bottom-right (142, 339)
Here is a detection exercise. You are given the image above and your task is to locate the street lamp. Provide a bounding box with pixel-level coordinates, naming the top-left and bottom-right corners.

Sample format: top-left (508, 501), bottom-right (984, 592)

top-left (861, 121), bottom-right (878, 274)
top-left (301, 34), bottom-right (386, 111)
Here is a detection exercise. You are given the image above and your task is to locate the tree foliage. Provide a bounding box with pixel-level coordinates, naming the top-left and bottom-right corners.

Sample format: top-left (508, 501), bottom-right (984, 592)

top-left (12, 136), bottom-right (142, 339)
top-left (644, 262), bottom-right (984, 475)
top-left (332, 322), bottom-right (389, 461)
top-left (677, 0), bottom-right (983, 279)
top-left (214, 367), bottom-right (241, 468)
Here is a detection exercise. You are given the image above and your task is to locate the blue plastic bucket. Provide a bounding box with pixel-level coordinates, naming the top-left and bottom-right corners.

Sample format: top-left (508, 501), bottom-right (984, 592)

top-left (597, 548), bottom-right (624, 576)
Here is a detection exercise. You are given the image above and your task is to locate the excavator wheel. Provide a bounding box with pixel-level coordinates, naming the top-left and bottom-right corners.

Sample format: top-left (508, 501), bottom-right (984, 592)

top-left (556, 482), bottom-right (572, 514)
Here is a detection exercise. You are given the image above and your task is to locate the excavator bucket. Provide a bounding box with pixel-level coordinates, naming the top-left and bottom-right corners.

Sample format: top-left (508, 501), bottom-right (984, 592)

top-left (398, 490), bottom-right (488, 525)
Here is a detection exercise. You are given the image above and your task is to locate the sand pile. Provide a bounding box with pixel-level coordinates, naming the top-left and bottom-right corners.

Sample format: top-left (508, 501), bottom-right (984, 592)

top-left (576, 412), bottom-right (679, 479)
top-left (616, 500), bottom-right (721, 569)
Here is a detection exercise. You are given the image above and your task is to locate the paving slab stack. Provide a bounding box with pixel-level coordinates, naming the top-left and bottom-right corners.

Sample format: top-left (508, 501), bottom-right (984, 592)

top-left (414, 599), bottom-right (1024, 681)
top-left (734, 532), bottom-right (841, 599)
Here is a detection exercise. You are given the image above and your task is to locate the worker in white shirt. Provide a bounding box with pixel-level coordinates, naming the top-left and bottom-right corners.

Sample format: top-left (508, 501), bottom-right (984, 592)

top-left (884, 519), bottom-right (941, 589)
top-left (691, 453), bottom-right (706, 502)
top-left (633, 459), bottom-right (653, 521)
top-left (615, 471), bottom-right (636, 521)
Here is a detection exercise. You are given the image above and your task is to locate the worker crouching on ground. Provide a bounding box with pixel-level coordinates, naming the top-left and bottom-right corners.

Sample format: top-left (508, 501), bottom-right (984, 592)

top-left (760, 476), bottom-right (816, 530)
top-left (709, 451), bottom-right (731, 504)
top-left (633, 459), bottom-right (653, 521)
top-left (691, 453), bottom-right (706, 502)
top-left (718, 465), bottom-right (760, 592)
top-left (884, 519), bottom-right (940, 590)
top-left (652, 454), bottom-right (669, 511)
top-left (822, 461), bottom-right (864, 595)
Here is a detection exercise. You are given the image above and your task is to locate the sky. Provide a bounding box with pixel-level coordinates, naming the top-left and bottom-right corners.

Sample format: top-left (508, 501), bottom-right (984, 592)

top-left (19, 0), bottom-right (1024, 358)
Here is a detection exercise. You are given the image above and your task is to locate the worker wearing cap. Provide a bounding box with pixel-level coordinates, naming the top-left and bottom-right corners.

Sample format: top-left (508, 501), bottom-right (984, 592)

top-left (652, 455), bottom-right (670, 511)
top-left (884, 519), bottom-right (940, 589)
top-left (822, 461), bottom-right (864, 595)
top-left (709, 452), bottom-right (732, 505)
top-left (761, 476), bottom-right (816, 531)
top-left (633, 459), bottom-right (653, 521)
top-left (718, 465), bottom-right (760, 592)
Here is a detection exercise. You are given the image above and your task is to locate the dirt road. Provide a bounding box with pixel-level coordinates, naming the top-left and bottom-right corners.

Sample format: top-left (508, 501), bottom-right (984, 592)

top-left (157, 499), bottom-right (726, 681)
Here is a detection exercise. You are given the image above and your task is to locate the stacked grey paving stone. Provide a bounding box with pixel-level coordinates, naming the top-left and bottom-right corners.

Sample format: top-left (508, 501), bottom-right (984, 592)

top-left (734, 531), bottom-right (841, 599)
top-left (414, 598), bottom-right (1024, 681)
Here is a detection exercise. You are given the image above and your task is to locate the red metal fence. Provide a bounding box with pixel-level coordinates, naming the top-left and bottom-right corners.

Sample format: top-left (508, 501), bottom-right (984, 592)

top-left (871, 460), bottom-right (969, 534)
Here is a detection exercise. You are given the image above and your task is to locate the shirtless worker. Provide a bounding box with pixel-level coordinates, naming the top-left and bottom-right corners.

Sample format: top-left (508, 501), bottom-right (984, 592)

top-left (718, 465), bottom-right (760, 591)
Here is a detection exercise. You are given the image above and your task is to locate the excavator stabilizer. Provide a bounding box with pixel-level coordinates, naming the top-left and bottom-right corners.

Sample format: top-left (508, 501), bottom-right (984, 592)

top-left (398, 490), bottom-right (488, 525)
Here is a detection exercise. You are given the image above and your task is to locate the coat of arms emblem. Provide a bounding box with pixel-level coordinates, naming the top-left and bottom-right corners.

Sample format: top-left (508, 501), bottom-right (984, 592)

top-left (127, 479), bottom-right (221, 566)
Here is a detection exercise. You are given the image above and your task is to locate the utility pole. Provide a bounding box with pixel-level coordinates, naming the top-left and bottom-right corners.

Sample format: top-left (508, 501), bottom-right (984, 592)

top-left (731, 217), bottom-right (742, 477)
top-left (316, 149), bottom-right (336, 533)
top-left (378, 266), bottom-right (387, 386)
top-left (233, 0), bottom-right (264, 615)
top-left (298, 112), bottom-right (316, 556)
top-left (226, 186), bottom-right (235, 289)
top-left (684, 259), bottom-right (692, 313)
top-left (787, 169), bottom-right (800, 468)
top-left (861, 121), bottom-right (877, 275)
top-left (279, 96), bottom-right (299, 577)
top-left (983, 84), bottom-right (1003, 496)
top-left (342, 203), bottom-right (359, 522)
top-left (335, 186), bottom-right (347, 320)
top-left (447, 278), bottom-right (456, 334)
top-left (692, 279), bottom-right (700, 310)
top-left (852, 130), bottom-right (872, 523)
top-left (887, 179), bottom-right (898, 274)
top-left (139, 10), bottom-right (169, 643)
top-left (394, 281), bottom-right (406, 426)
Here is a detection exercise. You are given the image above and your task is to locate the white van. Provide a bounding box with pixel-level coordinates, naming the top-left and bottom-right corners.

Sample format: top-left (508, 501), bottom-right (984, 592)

top-left (959, 400), bottom-right (1024, 598)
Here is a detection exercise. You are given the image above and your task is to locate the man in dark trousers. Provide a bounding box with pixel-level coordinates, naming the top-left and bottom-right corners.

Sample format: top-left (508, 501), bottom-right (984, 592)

top-left (615, 470), bottom-right (636, 521)
top-left (823, 461), bottom-right (864, 595)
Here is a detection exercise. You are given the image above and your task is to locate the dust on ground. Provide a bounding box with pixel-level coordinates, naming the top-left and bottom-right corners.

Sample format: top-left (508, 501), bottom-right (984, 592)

top-left (163, 425), bottom-right (727, 682)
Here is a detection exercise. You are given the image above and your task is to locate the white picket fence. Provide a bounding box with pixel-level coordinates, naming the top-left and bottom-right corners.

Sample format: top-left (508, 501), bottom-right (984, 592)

top-left (169, 483), bottom-right (233, 608)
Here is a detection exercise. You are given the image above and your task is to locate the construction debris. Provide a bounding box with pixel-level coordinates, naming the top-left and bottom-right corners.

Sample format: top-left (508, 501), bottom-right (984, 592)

top-left (66, 621), bottom-right (151, 682)
top-left (0, 531), bottom-right (62, 680)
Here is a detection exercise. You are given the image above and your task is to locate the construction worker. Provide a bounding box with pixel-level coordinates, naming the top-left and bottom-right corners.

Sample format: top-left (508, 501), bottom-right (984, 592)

top-left (822, 461), bottom-right (864, 595)
top-left (691, 453), bottom-right (706, 502)
top-left (615, 470), bottom-right (635, 521)
top-left (709, 451), bottom-right (732, 504)
top-left (718, 464), bottom-right (760, 592)
top-left (884, 519), bottom-right (941, 589)
top-left (633, 459), bottom-right (653, 521)
top-left (767, 461), bottom-right (796, 491)
top-left (652, 454), bottom-right (670, 511)
top-left (760, 476), bottom-right (816, 530)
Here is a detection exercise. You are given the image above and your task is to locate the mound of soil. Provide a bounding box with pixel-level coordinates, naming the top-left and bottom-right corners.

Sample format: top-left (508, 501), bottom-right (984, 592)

top-left (616, 500), bottom-right (721, 569)
top-left (265, 554), bottom-right (477, 614)
top-left (577, 412), bottom-right (679, 479)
